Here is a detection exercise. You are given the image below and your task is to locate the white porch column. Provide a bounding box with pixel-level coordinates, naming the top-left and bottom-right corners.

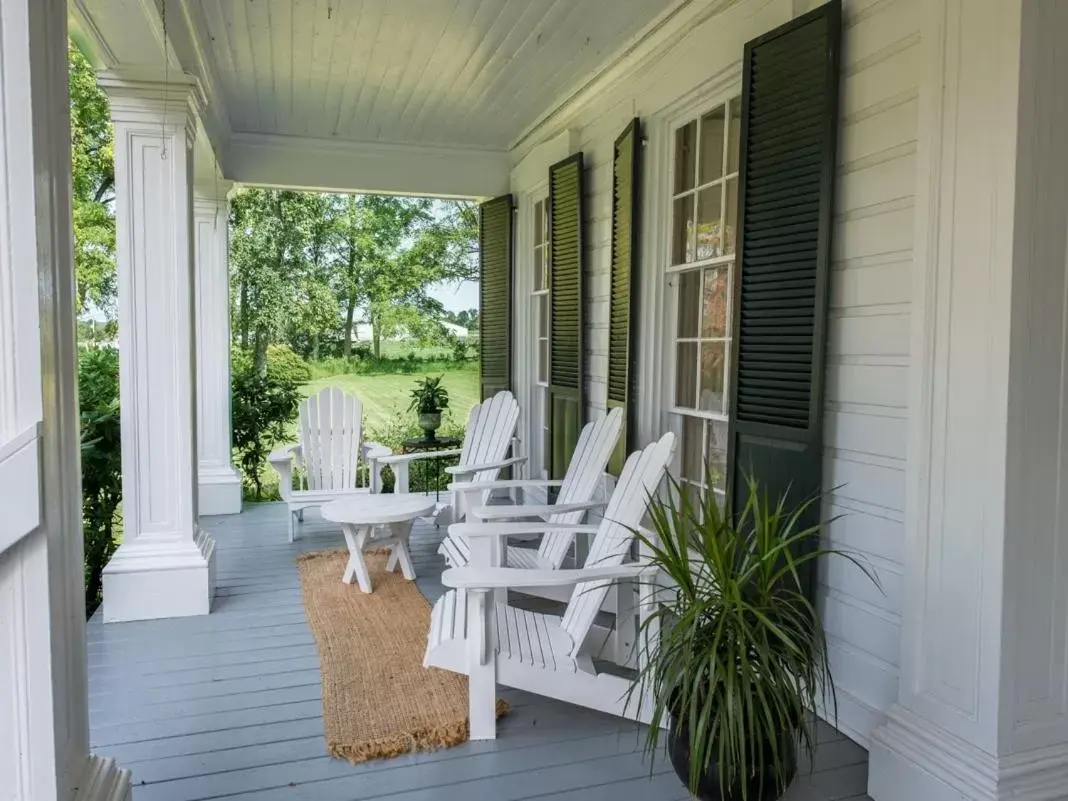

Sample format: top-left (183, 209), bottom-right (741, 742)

top-left (98, 71), bottom-right (216, 623)
top-left (0, 0), bottom-right (129, 798)
top-left (869, 1), bottom-right (1068, 799)
top-left (194, 182), bottom-right (241, 515)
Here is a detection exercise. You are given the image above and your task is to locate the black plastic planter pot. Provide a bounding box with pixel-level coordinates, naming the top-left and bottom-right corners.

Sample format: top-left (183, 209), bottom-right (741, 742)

top-left (667, 724), bottom-right (797, 801)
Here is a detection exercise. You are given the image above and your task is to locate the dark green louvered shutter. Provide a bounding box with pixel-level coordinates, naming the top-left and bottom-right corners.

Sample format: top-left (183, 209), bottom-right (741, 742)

top-left (607, 120), bottom-right (641, 476)
top-left (726, 0), bottom-right (842, 590)
top-left (478, 194), bottom-right (514, 400)
top-left (548, 154), bottom-right (586, 479)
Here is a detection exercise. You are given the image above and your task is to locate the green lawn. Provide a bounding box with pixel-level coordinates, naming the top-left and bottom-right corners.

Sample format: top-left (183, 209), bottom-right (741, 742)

top-left (299, 366), bottom-right (480, 431)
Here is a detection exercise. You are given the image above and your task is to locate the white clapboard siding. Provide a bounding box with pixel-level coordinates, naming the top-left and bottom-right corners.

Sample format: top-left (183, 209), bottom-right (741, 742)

top-left (819, 0), bottom-right (917, 746)
top-left (509, 0), bottom-right (918, 747)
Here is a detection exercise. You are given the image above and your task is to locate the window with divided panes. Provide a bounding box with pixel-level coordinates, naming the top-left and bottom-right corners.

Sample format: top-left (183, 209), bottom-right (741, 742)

top-left (532, 196), bottom-right (551, 479)
top-left (668, 96), bottom-right (741, 500)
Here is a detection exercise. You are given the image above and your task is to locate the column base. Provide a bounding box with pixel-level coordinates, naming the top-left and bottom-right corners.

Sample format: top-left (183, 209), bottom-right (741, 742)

top-left (869, 706), bottom-right (1068, 801)
top-left (102, 528), bottom-right (216, 623)
top-left (198, 464), bottom-right (243, 516)
top-left (74, 755), bottom-right (131, 801)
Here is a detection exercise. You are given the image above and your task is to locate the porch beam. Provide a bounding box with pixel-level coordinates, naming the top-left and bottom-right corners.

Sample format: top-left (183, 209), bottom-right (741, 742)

top-left (193, 180), bottom-right (241, 515)
top-left (869, 0), bottom-right (1068, 799)
top-left (97, 70), bottom-right (216, 623)
top-left (226, 133), bottom-right (509, 199)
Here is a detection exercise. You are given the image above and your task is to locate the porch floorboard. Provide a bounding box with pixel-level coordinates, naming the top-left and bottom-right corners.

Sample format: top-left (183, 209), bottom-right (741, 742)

top-left (87, 502), bottom-right (872, 801)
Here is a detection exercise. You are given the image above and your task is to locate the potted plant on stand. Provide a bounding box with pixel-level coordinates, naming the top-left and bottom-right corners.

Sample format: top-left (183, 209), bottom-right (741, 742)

top-left (628, 470), bottom-right (876, 801)
top-left (408, 375), bottom-right (450, 442)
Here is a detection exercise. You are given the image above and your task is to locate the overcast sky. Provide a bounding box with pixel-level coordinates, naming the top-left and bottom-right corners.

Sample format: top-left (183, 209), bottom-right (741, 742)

top-left (429, 279), bottom-right (479, 313)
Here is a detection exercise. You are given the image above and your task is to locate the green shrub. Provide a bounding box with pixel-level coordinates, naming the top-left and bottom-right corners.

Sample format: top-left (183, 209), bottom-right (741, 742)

top-left (449, 337), bottom-right (470, 363)
top-left (79, 347), bottom-right (122, 616)
top-left (266, 344), bottom-right (312, 384)
top-left (366, 409), bottom-right (467, 494)
top-left (231, 349), bottom-right (302, 500)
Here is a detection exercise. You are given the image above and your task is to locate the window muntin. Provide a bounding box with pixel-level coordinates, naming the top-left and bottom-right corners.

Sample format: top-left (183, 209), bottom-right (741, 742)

top-left (667, 96), bottom-right (740, 499)
top-left (532, 196), bottom-right (551, 478)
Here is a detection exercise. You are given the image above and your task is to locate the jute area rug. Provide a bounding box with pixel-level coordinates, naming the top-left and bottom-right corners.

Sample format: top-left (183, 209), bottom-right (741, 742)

top-left (296, 548), bottom-right (505, 763)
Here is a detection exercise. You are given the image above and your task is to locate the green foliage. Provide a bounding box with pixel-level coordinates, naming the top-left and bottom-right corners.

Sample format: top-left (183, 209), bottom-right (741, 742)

top-left (69, 42), bottom-right (116, 315)
top-left (231, 348), bottom-right (302, 500)
top-left (629, 472), bottom-right (877, 799)
top-left (407, 375), bottom-right (450, 414)
top-left (265, 344), bottom-right (312, 384)
top-left (230, 189), bottom-right (478, 363)
top-left (448, 336), bottom-right (471, 363)
top-left (365, 409), bottom-right (467, 494)
top-left (79, 347), bottom-right (122, 616)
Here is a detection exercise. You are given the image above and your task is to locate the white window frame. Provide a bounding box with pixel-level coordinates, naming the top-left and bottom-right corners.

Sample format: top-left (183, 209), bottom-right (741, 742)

top-left (655, 82), bottom-right (744, 504)
top-left (530, 191), bottom-right (551, 480)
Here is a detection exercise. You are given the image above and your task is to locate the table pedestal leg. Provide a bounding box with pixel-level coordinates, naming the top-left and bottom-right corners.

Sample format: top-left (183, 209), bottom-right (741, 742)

top-left (342, 524), bottom-right (373, 593)
top-left (387, 520), bottom-right (417, 581)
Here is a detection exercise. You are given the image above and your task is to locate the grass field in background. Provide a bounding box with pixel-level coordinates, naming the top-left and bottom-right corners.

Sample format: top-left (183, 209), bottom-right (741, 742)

top-left (299, 365), bottom-right (480, 430)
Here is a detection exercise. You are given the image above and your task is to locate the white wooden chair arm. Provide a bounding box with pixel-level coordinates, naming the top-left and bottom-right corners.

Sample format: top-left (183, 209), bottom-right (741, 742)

top-left (469, 499), bottom-right (606, 521)
top-left (449, 522), bottom-right (600, 540)
top-left (444, 455), bottom-right (528, 475)
top-left (442, 562), bottom-right (654, 590)
top-left (268, 443), bottom-right (301, 465)
top-left (268, 444), bottom-right (301, 502)
top-left (362, 442), bottom-right (392, 460)
top-left (378, 448), bottom-right (464, 466)
top-left (447, 478), bottom-right (564, 493)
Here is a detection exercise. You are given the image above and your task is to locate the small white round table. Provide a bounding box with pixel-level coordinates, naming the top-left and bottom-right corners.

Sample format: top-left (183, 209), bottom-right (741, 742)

top-left (321, 494), bottom-right (437, 593)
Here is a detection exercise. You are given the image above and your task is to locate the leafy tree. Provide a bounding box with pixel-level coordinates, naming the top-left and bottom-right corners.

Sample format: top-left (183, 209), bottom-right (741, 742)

top-left (230, 189), bottom-right (322, 375)
top-left (69, 42), bottom-right (116, 316)
top-left (334, 195), bottom-right (475, 359)
top-left (230, 348), bottom-right (302, 499)
top-left (79, 347), bottom-right (122, 614)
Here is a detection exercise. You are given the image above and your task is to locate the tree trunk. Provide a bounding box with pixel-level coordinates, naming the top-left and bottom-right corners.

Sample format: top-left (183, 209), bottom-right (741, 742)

top-left (239, 277), bottom-right (249, 349)
top-left (342, 295), bottom-right (356, 359)
top-left (253, 329), bottom-right (268, 378)
top-left (310, 332), bottom-right (320, 361)
top-left (371, 313), bottom-right (382, 360)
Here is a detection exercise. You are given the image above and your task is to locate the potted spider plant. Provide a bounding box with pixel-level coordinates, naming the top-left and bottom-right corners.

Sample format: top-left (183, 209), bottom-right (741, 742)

top-left (408, 375), bottom-right (450, 441)
top-left (628, 469), bottom-right (875, 801)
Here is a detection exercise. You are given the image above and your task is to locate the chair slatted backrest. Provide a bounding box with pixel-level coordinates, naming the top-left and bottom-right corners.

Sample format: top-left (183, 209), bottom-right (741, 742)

top-left (536, 407), bottom-right (624, 569)
top-left (459, 390), bottom-right (520, 491)
top-left (299, 387), bottom-right (363, 491)
top-left (560, 432), bottom-right (675, 655)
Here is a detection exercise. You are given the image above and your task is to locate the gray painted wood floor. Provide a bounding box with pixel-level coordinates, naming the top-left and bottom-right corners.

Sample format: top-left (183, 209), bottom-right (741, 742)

top-left (88, 502), bottom-right (873, 801)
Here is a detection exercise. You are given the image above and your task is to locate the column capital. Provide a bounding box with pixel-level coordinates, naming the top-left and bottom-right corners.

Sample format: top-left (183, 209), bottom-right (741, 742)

top-left (96, 68), bottom-right (204, 130)
top-left (193, 180), bottom-right (234, 213)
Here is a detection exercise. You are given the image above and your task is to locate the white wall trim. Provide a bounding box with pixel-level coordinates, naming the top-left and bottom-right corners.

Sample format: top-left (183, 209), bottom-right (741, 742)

top-left (510, 129), bottom-right (577, 191)
top-left (226, 132), bottom-right (509, 199)
top-left (74, 756), bottom-right (131, 801)
top-left (510, 0), bottom-right (744, 156)
top-left (0, 424), bottom-right (41, 554)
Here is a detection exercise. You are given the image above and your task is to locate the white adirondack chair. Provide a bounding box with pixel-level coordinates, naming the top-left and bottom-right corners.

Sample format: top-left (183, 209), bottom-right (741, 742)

top-left (440, 407), bottom-right (624, 571)
top-left (424, 432), bottom-right (676, 740)
top-left (377, 390), bottom-right (522, 525)
top-left (268, 387), bottom-right (391, 542)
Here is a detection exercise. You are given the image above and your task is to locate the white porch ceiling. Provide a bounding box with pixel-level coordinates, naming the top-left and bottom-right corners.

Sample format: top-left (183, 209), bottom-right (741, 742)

top-left (196, 0), bottom-right (672, 150)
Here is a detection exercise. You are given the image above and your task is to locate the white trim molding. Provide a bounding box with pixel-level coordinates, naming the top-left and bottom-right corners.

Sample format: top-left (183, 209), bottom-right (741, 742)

top-left (226, 132), bottom-right (509, 199)
top-left (99, 71), bottom-right (216, 622)
top-left (0, 424), bottom-right (41, 553)
top-left (75, 757), bottom-right (131, 801)
top-left (510, 0), bottom-right (744, 156)
top-left (869, 0), bottom-right (1068, 798)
